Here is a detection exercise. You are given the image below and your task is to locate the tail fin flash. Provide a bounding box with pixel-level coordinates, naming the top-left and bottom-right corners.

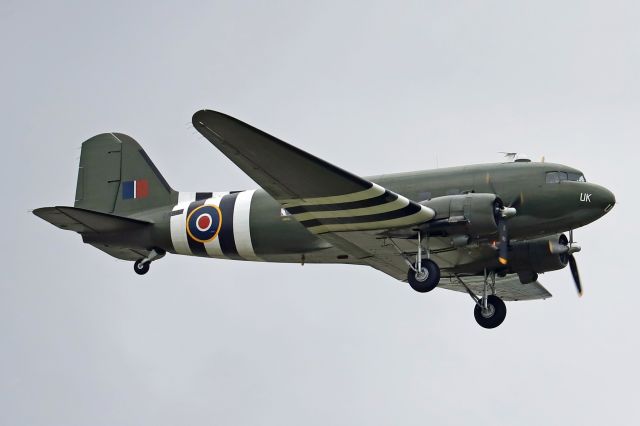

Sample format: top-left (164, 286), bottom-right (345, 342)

top-left (74, 133), bottom-right (177, 215)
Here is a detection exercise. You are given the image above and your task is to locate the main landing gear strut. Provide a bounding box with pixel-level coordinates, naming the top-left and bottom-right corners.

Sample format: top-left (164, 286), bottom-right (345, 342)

top-left (455, 271), bottom-right (507, 329)
top-left (133, 249), bottom-right (165, 275)
top-left (392, 232), bottom-right (441, 293)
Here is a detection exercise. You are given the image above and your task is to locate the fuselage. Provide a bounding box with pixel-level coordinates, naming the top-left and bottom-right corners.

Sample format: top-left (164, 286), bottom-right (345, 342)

top-left (145, 161), bottom-right (614, 271)
top-left (369, 161), bottom-right (615, 240)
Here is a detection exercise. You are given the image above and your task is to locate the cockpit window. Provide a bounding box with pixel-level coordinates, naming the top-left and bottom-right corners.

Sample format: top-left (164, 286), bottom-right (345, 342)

top-left (546, 172), bottom-right (566, 183)
top-left (567, 172), bottom-right (586, 182)
top-left (546, 171), bottom-right (586, 183)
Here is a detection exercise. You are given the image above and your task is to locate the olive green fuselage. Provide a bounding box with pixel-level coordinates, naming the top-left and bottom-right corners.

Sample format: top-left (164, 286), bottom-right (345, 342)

top-left (146, 161), bottom-right (613, 277)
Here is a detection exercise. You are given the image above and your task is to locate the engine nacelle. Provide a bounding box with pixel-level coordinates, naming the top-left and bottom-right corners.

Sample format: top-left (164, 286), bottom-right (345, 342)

top-left (420, 193), bottom-right (499, 239)
top-left (508, 234), bottom-right (569, 274)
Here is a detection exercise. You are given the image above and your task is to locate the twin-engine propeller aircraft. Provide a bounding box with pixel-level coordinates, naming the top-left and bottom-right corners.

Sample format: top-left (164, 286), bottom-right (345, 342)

top-left (34, 110), bottom-right (616, 328)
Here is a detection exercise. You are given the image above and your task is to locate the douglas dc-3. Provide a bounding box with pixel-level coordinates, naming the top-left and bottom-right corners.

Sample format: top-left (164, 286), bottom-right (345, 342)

top-left (34, 110), bottom-right (616, 328)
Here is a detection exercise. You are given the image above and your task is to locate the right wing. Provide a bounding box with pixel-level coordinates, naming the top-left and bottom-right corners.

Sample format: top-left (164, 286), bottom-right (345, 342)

top-left (439, 274), bottom-right (552, 301)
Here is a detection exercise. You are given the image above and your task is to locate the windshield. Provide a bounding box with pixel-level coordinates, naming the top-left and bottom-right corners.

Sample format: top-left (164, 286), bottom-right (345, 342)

top-left (546, 171), bottom-right (586, 183)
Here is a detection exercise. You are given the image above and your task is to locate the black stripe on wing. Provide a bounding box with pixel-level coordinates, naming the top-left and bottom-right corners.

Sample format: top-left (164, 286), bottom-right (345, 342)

top-left (285, 191), bottom-right (398, 214)
top-left (299, 203), bottom-right (422, 227)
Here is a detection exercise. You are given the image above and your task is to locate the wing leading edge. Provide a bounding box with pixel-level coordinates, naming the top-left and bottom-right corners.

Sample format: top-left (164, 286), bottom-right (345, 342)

top-left (192, 110), bottom-right (434, 234)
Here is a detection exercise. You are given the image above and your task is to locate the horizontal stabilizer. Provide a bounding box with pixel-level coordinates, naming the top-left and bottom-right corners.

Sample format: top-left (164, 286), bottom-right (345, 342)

top-left (33, 206), bottom-right (151, 234)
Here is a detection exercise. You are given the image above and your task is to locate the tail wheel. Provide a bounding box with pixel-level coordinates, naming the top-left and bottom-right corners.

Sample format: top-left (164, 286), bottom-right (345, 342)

top-left (407, 259), bottom-right (440, 293)
top-left (474, 295), bottom-right (507, 329)
top-left (134, 259), bottom-right (150, 275)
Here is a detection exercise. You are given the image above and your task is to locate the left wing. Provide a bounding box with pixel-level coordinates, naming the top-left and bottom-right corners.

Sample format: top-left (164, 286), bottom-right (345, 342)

top-left (193, 110), bottom-right (436, 279)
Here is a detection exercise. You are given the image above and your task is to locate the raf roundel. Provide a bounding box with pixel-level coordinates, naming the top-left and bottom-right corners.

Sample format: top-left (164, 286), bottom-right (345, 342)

top-left (186, 205), bottom-right (222, 243)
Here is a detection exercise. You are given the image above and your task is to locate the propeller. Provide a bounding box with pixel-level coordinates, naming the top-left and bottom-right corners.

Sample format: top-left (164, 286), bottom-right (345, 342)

top-left (548, 231), bottom-right (583, 297)
top-left (485, 173), bottom-right (524, 210)
top-left (497, 219), bottom-right (509, 265)
top-left (567, 230), bottom-right (582, 297)
top-left (568, 254), bottom-right (582, 296)
top-left (486, 173), bottom-right (519, 265)
top-left (494, 199), bottom-right (516, 265)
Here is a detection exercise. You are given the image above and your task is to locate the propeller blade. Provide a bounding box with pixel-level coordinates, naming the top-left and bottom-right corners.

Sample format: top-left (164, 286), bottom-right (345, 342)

top-left (486, 173), bottom-right (498, 195)
top-left (498, 219), bottom-right (508, 264)
top-left (487, 171), bottom-right (523, 209)
top-left (568, 254), bottom-right (583, 296)
top-left (509, 191), bottom-right (524, 209)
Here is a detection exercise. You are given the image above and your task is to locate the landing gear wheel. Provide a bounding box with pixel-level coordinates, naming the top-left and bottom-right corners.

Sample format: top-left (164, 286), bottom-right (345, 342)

top-left (134, 259), bottom-right (150, 275)
top-left (407, 259), bottom-right (440, 293)
top-left (474, 295), bottom-right (507, 329)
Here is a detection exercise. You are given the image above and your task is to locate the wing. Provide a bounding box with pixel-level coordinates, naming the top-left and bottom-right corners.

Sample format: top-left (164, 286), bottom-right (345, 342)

top-left (438, 274), bottom-right (552, 301)
top-left (192, 110), bottom-right (434, 234)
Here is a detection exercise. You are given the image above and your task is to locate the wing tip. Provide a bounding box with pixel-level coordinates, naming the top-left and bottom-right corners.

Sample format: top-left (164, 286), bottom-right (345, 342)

top-left (192, 109), bottom-right (232, 127)
top-left (32, 206), bottom-right (62, 218)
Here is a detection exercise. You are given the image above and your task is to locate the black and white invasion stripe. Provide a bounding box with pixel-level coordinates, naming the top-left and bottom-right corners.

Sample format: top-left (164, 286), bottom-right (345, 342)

top-left (170, 190), bottom-right (259, 260)
top-left (279, 183), bottom-right (434, 233)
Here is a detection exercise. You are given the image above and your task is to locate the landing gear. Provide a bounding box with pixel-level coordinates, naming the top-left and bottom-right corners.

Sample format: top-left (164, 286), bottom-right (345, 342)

top-left (473, 295), bottom-right (507, 329)
top-left (408, 260), bottom-right (440, 293)
top-left (455, 271), bottom-right (507, 329)
top-left (133, 248), bottom-right (165, 276)
top-left (402, 231), bottom-right (441, 293)
top-left (134, 259), bottom-right (150, 275)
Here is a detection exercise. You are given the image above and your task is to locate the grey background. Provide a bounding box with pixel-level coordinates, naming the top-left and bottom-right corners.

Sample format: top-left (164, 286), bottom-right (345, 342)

top-left (1, 1), bottom-right (636, 425)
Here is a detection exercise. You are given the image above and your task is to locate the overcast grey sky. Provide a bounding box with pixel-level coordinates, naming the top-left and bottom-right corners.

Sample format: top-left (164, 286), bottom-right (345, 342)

top-left (1, 1), bottom-right (637, 425)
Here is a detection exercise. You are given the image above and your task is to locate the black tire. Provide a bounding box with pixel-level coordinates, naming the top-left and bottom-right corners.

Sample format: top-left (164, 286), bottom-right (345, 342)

top-left (134, 259), bottom-right (150, 275)
top-left (474, 295), bottom-right (507, 329)
top-left (407, 259), bottom-right (440, 293)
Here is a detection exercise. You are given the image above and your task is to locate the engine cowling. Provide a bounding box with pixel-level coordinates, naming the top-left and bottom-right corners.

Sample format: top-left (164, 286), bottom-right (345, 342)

top-left (420, 193), bottom-right (500, 239)
top-left (508, 234), bottom-right (569, 274)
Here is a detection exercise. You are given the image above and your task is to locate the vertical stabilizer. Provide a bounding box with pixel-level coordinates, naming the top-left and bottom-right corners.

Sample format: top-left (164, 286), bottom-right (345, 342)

top-left (74, 133), bottom-right (177, 215)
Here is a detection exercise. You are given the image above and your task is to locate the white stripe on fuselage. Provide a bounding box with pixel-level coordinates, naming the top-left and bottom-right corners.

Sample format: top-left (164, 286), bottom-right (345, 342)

top-left (170, 193), bottom-right (196, 255)
top-left (233, 189), bottom-right (259, 260)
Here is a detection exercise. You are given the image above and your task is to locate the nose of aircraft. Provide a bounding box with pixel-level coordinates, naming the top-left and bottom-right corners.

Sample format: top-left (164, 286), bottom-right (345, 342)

top-left (600, 185), bottom-right (616, 214)
top-left (591, 184), bottom-right (616, 216)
